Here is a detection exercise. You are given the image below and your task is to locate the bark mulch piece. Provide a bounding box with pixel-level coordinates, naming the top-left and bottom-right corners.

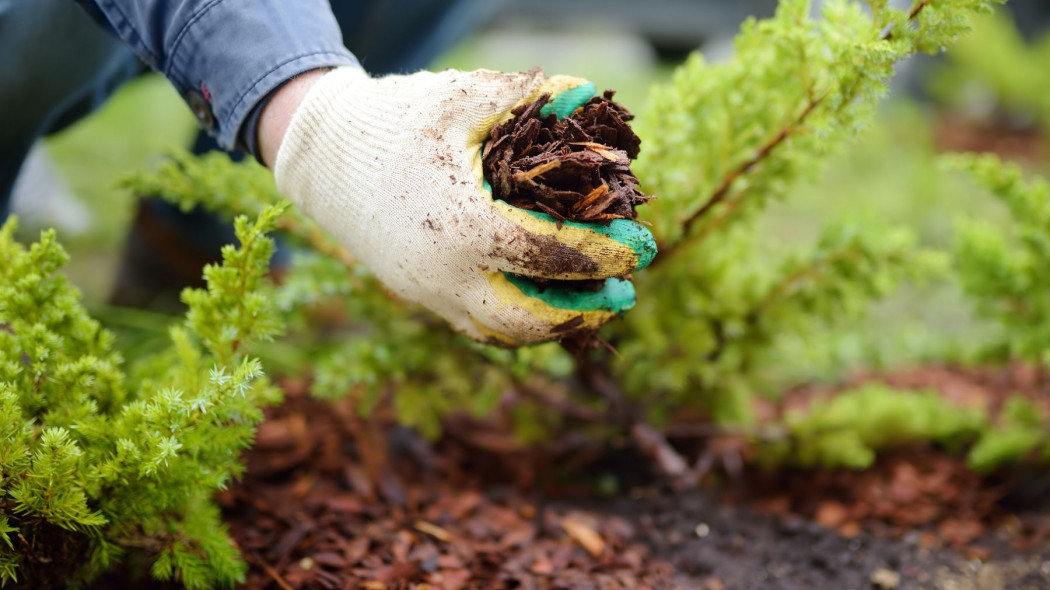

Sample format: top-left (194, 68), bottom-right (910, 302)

top-left (480, 90), bottom-right (654, 344)
top-left (482, 90), bottom-right (652, 224)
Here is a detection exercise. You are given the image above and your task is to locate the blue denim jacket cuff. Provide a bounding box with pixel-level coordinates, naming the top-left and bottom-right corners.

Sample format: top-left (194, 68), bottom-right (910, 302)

top-left (159, 0), bottom-right (359, 150)
top-left (238, 85), bottom-right (277, 164)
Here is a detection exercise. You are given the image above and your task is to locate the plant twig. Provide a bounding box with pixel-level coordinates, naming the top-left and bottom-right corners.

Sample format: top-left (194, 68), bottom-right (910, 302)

top-left (884, 0), bottom-right (932, 40)
top-left (574, 352), bottom-right (697, 484)
top-left (754, 247), bottom-right (864, 314)
top-left (908, 0), bottom-right (932, 20)
top-left (664, 422), bottom-right (789, 443)
top-left (516, 383), bottom-right (605, 422)
top-left (679, 96), bottom-right (824, 241)
top-left (577, 361), bottom-right (632, 427)
top-left (653, 95), bottom-right (825, 265)
top-left (274, 216), bottom-right (357, 269)
top-left (631, 423), bottom-right (695, 486)
top-left (251, 555), bottom-right (296, 590)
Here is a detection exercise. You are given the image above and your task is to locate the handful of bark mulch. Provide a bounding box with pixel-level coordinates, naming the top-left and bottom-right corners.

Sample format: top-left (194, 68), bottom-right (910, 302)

top-left (482, 90), bottom-right (651, 224)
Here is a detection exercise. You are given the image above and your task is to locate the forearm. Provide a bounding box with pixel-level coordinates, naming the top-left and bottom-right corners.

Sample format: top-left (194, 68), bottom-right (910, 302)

top-left (257, 70), bottom-right (327, 168)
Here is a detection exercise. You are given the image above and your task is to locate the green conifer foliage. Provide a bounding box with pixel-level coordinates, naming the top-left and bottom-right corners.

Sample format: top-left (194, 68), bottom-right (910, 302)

top-left (616, 0), bottom-right (999, 423)
top-left (760, 384), bottom-right (987, 468)
top-left (764, 155), bottom-right (1050, 471)
top-left (948, 153), bottom-right (1050, 365)
top-left (759, 382), bottom-right (1048, 471)
top-left (946, 153), bottom-right (1050, 469)
top-left (123, 0), bottom-right (1003, 440)
top-left (0, 208), bottom-right (283, 587)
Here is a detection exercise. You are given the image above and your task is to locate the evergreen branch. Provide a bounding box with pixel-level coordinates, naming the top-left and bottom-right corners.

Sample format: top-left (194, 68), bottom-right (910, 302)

top-left (883, 0), bottom-right (931, 40)
top-left (654, 0), bottom-right (936, 266)
top-left (909, 0), bottom-right (932, 21)
top-left (675, 95), bottom-right (824, 247)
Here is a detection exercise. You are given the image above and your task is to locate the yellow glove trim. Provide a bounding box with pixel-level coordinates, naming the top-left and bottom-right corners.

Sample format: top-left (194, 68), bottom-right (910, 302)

top-left (486, 271), bottom-right (616, 332)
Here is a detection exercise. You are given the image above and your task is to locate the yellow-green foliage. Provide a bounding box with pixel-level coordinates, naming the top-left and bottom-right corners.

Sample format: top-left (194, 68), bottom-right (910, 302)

top-left (615, 0), bottom-right (999, 424)
top-left (767, 153), bottom-right (1050, 472)
top-left (968, 396), bottom-right (1050, 471)
top-left (949, 153), bottom-right (1050, 470)
top-left (637, 0), bottom-right (1002, 244)
top-left (948, 153), bottom-right (1050, 365)
top-left (761, 383), bottom-right (1050, 471)
top-left (761, 384), bottom-right (987, 468)
top-left (0, 208), bottom-right (283, 588)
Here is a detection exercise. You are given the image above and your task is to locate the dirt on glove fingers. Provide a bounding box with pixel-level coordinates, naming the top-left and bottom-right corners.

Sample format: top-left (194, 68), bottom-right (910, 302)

top-left (482, 90), bottom-right (651, 225)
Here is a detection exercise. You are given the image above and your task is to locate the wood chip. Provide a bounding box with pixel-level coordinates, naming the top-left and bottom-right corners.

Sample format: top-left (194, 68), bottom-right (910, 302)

top-left (416, 520), bottom-right (454, 543)
top-left (512, 160), bottom-right (562, 183)
top-left (561, 516), bottom-right (606, 558)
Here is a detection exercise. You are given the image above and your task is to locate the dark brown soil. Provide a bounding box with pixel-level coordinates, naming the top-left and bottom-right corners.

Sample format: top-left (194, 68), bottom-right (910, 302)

top-left (6, 519), bottom-right (90, 590)
top-left (611, 487), bottom-right (1050, 590)
top-left (482, 91), bottom-right (651, 224)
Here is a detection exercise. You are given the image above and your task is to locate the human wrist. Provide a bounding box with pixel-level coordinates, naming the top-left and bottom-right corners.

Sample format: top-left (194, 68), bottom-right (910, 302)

top-left (257, 69), bottom-right (330, 168)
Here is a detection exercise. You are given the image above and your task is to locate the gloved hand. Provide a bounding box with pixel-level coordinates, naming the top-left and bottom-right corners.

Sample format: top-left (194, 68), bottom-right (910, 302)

top-left (274, 67), bottom-right (656, 346)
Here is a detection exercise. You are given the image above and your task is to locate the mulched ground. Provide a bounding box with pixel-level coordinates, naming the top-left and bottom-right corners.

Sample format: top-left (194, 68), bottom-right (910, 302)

top-left (934, 113), bottom-right (1047, 164)
top-left (206, 364), bottom-right (1050, 590)
top-left (219, 385), bottom-right (677, 590)
top-left (739, 364), bottom-right (1050, 552)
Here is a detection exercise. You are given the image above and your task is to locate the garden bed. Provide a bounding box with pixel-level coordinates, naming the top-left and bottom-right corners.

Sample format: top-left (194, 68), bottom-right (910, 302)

top-left (104, 364), bottom-right (1050, 590)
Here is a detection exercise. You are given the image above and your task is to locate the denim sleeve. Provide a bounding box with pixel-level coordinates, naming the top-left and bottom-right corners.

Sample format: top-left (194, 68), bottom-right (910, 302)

top-left (78, 0), bottom-right (361, 151)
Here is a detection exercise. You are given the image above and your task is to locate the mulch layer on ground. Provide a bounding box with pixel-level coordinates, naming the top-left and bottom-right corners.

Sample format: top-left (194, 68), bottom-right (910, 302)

top-left (934, 113), bottom-right (1047, 164)
top-left (219, 384), bottom-right (676, 590)
top-left (206, 364), bottom-right (1050, 590)
top-left (740, 363), bottom-right (1050, 555)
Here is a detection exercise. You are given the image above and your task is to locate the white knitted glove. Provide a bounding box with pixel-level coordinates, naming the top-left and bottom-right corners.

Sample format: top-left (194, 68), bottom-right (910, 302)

top-left (274, 67), bottom-right (655, 345)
